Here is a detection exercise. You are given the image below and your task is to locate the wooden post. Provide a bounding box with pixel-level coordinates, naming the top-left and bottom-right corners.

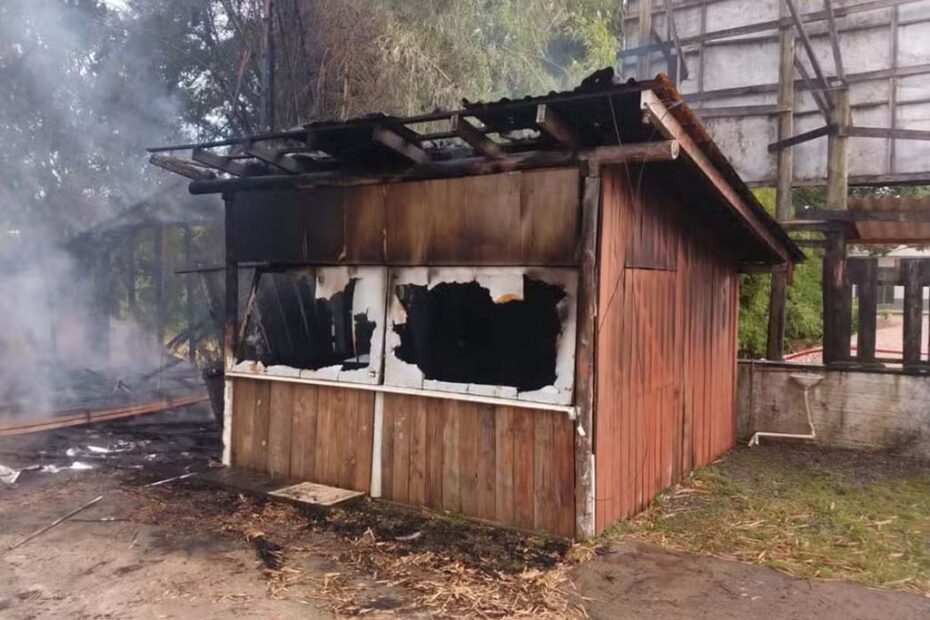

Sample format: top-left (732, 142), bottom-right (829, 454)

top-left (847, 258), bottom-right (878, 365)
top-left (766, 11), bottom-right (797, 361)
top-left (857, 259), bottom-right (878, 364)
top-left (822, 89), bottom-right (850, 366)
top-left (153, 224), bottom-right (165, 350)
top-left (638, 0), bottom-right (653, 80)
top-left (222, 194), bottom-right (239, 463)
top-left (826, 89), bottom-right (850, 212)
top-left (95, 247), bottom-right (112, 363)
top-left (901, 260), bottom-right (923, 368)
top-left (184, 225), bottom-right (197, 364)
top-left (262, 0), bottom-right (276, 132)
top-left (822, 231), bottom-right (850, 365)
top-left (125, 231), bottom-right (136, 319)
top-left (573, 168), bottom-right (601, 540)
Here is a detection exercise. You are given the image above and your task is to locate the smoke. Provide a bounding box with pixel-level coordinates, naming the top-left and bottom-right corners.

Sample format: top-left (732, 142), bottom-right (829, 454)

top-left (0, 0), bottom-right (212, 418)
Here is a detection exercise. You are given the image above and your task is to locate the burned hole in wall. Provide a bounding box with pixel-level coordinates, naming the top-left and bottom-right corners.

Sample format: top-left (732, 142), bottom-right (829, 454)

top-left (237, 271), bottom-right (376, 371)
top-left (392, 276), bottom-right (566, 392)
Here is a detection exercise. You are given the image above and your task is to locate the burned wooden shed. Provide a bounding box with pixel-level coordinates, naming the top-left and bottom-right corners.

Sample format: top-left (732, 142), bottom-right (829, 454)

top-left (150, 71), bottom-right (803, 539)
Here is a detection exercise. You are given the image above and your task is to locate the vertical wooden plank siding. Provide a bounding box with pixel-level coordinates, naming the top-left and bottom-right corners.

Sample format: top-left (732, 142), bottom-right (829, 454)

top-left (229, 378), bottom-right (374, 492)
top-left (594, 165), bottom-right (741, 533)
top-left (379, 394), bottom-right (575, 538)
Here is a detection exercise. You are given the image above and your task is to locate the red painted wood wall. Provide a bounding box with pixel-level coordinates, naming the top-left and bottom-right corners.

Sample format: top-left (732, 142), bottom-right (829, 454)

top-left (594, 165), bottom-right (740, 533)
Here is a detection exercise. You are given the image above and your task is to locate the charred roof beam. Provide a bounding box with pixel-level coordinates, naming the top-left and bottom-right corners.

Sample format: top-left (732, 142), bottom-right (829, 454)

top-left (245, 141), bottom-right (304, 174)
top-left (536, 104), bottom-right (582, 151)
top-left (191, 148), bottom-right (251, 176)
top-left (372, 124), bottom-right (431, 165)
top-left (450, 114), bottom-right (505, 159)
top-left (149, 154), bottom-right (216, 181)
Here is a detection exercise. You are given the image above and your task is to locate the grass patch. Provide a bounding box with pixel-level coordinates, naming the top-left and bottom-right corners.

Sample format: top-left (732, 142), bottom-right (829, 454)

top-left (607, 445), bottom-right (930, 595)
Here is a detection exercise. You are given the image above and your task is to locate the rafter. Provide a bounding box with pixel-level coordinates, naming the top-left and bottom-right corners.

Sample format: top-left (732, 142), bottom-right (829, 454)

top-left (372, 125), bottom-right (431, 165)
top-left (450, 115), bottom-right (504, 159)
top-left (536, 104), bottom-right (582, 150)
top-left (191, 148), bottom-right (250, 176)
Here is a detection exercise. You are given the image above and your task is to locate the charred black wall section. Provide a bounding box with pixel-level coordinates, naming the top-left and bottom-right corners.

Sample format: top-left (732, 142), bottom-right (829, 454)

top-left (392, 277), bottom-right (565, 391)
top-left (238, 271), bottom-right (375, 370)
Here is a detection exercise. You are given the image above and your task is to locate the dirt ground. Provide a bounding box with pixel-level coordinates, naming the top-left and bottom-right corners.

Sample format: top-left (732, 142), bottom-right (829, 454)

top-left (574, 542), bottom-right (930, 620)
top-left (2, 410), bottom-right (929, 619)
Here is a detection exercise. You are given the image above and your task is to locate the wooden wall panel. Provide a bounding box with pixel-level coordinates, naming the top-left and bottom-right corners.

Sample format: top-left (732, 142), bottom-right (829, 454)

top-left (229, 379), bottom-right (374, 492)
top-left (380, 394), bottom-right (575, 538)
top-left (232, 169), bottom-right (579, 266)
top-left (594, 165), bottom-right (740, 533)
top-left (384, 169), bottom-right (580, 265)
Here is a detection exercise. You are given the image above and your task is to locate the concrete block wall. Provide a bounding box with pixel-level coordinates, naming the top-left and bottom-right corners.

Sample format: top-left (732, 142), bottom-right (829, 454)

top-left (737, 361), bottom-right (930, 459)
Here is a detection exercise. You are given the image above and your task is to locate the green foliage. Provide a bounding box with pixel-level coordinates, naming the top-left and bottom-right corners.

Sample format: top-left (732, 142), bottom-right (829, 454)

top-left (737, 270), bottom-right (773, 359)
top-left (380, 0), bottom-right (620, 104)
top-left (739, 188), bottom-right (823, 357)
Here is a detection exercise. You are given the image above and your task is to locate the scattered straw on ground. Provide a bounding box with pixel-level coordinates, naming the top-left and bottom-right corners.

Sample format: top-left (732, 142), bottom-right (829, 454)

top-left (130, 482), bottom-right (584, 618)
top-left (605, 445), bottom-right (930, 596)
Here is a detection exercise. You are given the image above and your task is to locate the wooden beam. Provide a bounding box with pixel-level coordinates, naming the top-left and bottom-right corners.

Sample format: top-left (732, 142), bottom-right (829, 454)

top-left (767, 124), bottom-right (833, 152)
top-left (184, 225), bottom-right (197, 364)
top-left (191, 141), bottom-right (678, 194)
top-left (149, 154), bottom-right (216, 181)
top-left (372, 125), bottom-right (431, 165)
top-left (450, 114), bottom-right (504, 159)
top-left (651, 26), bottom-right (679, 81)
top-left (794, 239), bottom-right (830, 249)
top-left (767, 9), bottom-right (797, 362)
top-left (692, 104), bottom-right (789, 118)
top-left (536, 104), bottom-right (582, 150)
top-left (823, 0), bottom-right (847, 85)
top-left (787, 0), bottom-right (834, 105)
top-left (0, 394), bottom-right (210, 437)
top-left (850, 196), bottom-right (930, 210)
top-left (640, 89), bottom-right (791, 264)
top-left (621, 0), bottom-right (922, 58)
top-left (826, 89), bottom-right (851, 211)
top-left (848, 126), bottom-right (930, 141)
top-left (638, 0), bottom-right (653, 79)
top-left (245, 141), bottom-right (303, 174)
top-left (664, 0), bottom-right (689, 80)
top-left (822, 231), bottom-right (851, 365)
top-left (901, 260), bottom-right (924, 367)
top-left (192, 148), bottom-right (250, 176)
top-left (803, 206), bottom-right (930, 222)
top-left (573, 172), bottom-right (600, 540)
top-left (794, 55), bottom-right (832, 122)
top-left (585, 140), bottom-right (679, 166)
top-left (781, 219), bottom-right (850, 233)
top-left (847, 259), bottom-right (877, 363)
top-left (154, 224), bottom-right (166, 350)
top-left (786, 170), bottom-right (930, 188)
top-left (686, 61), bottom-right (930, 105)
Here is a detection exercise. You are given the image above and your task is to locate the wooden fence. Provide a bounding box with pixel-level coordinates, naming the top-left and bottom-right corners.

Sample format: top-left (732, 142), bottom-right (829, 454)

top-left (824, 257), bottom-right (930, 369)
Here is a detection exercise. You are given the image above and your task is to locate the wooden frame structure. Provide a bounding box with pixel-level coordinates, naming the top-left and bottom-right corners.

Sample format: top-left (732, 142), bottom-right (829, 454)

top-left (621, 0), bottom-right (930, 361)
top-left (149, 71), bottom-right (801, 539)
top-left (784, 196), bottom-right (930, 370)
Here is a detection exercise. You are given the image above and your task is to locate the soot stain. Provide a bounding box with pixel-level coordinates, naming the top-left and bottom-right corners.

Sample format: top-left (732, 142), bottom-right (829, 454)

top-left (238, 273), bottom-right (376, 371)
top-left (392, 276), bottom-right (565, 392)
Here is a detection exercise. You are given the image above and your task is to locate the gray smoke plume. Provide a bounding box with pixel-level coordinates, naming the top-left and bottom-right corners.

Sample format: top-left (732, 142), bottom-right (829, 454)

top-left (0, 0), bottom-right (211, 418)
